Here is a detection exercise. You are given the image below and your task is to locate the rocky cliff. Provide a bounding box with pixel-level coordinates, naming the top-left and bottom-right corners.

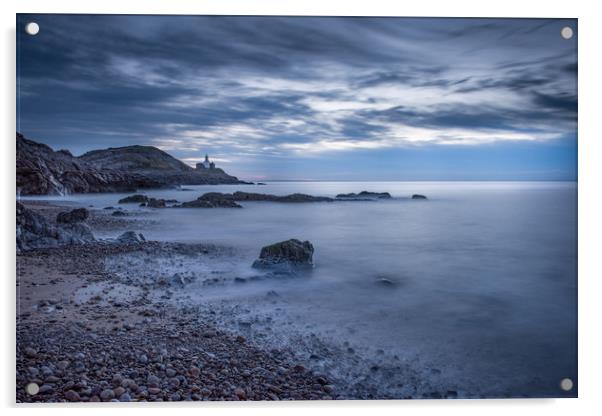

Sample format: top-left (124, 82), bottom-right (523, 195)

top-left (16, 133), bottom-right (245, 195)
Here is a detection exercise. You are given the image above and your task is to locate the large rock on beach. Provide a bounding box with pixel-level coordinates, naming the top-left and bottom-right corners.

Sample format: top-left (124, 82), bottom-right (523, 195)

top-left (252, 239), bottom-right (314, 270)
top-left (56, 208), bottom-right (89, 223)
top-left (116, 231), bottom-right (146, 244)
top-left (16, 202), bottom-right (95, 252)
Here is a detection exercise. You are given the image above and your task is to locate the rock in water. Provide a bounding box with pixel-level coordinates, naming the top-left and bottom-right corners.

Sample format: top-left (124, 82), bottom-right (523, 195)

top-left (178, 198), bottom-right (242, 208)
top-left (252, 239), bottom-right (314, 270)
top-left (336, 191), bottom-right (392, 200)
top-left (147, 198), bottom-right (166, 208)
top-left (411, 194), bottom-right (427, 199)
top-left (118, 194), bottom-right (148, 204)
top-left (56, 208), bottom-right (89, 223)
top-left (116, 231), bottom-right (146, 244)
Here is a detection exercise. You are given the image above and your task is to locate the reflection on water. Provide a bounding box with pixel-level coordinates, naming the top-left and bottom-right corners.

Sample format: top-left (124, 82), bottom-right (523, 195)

top-left (21, 181), bottom-right (578, 397)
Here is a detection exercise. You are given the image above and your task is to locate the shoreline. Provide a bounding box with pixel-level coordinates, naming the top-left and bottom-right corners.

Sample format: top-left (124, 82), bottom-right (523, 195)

top-left (16, 201), bottom-right (339, 402)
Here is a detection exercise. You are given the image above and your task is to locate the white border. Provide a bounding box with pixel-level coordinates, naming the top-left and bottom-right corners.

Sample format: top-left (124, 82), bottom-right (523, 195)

top-left (2, 1), bottom-right (601, 415)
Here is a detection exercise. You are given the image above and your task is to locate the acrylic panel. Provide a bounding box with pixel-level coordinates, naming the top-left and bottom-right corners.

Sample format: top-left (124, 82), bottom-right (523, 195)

top-left (16, 15), bottom-right (577, 402)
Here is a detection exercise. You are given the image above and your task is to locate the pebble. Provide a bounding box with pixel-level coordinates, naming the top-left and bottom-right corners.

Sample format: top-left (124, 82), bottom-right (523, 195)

top-left (100, 389), bottom-right (115, 401)
top-left (234, 387), bottom-right (246, 400)
top-left (64, 390), bottom-right (80, 402)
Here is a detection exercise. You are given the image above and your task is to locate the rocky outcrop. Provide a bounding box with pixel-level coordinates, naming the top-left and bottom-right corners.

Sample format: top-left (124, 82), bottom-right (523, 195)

top-left (190, 191), bottom-right (333, 204)
top-left (79, 145), bottom-right (244, 186)
top-left (16, 133), bottom-right (247, 196)
top-left (336, 191), bottom-right (392, 200)
top-left (252, 239), bottom-right (314, 270)
top-left (56, 208), bottom-right (89, 224)
top-left (16, 133), bottom-right (158, 196)
top-left (16, 202), bottom-right (94, 252)
top-left (147, 198), bottom-right (166, 208)
top-left (178, 198), bottom-right (242, 209)
top-left (118, 194), bottom-right (149, 204)
top-left (411, 194), bottom-right (427, 199)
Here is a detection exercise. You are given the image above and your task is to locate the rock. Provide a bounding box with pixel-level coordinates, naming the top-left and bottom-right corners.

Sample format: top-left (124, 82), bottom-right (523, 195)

top-left (336, 191), bottom-right (392, 200)
top-left (111, 210), bottom-right (127, 216)
top-left (147, 374), bottom-right (160, 386)
top-left (234, 388), bottom-right (246, 400)
top-left (178, 198), bottom-right (242, 209)
top-left (100, 388), bottom-right (115, 401)
top-left (56, 208), bottom-right (89, 223)
top-left (64, 389), bottom-right (80, 402)
top-left (16, 133), bottom-right (143, 195)
top-left (147, 198), bottom-right (166, 208)
top-left (118, 194), bottom-right (148, 204)
top-left (316, 376), bottom-right (328, 385)
top-left (189, 367), bottom-right (201, 378)
top-left (252, 239), bottom-right (314, 270)
top-left (113, 386), bottom-right (126, 396)
top-left (17, 202), bottom-right (95, 252)
top-left (24, 347), bottom-right (37, 358)
top-left (116, 231), bottom-right (146, 244)
top-left (231, 191), bottom-right (332, 203)
top-left (119, 393), bottom-right (132, 402)
top-left (38, 384), bottom-right (53, 394)
top-left (411, 194), bottom-right (427, 199)
top-left (178, 191), bottom-right (334, 208)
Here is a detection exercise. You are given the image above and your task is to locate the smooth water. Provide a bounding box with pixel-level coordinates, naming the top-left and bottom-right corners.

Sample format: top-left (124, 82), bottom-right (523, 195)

top-left (23, 181), bottom-right (577, 397)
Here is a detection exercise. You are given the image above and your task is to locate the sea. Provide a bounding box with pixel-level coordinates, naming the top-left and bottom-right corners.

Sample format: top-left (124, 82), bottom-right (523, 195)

top-left (21, 181), bottom-right (578, 398)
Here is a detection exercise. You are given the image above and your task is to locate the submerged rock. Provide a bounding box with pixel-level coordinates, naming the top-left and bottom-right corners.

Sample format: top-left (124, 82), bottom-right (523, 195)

top-left (118, 194), bottom-right (148, 204)
top-left (252, 239), bottom-right (314, 270)
top-left (111, 210), bottom-right (127, 216)
top-left (336, 191), bottom-right (392, 200)
top-left (411, 194), bottom-right (427, 199)
top-left (56, 208), bottom-right (89, 224)
top-left (375, 277), bottom-right (395, 286)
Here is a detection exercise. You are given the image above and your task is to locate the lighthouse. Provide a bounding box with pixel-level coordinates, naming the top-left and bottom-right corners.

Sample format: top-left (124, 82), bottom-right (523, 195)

top-left (196, 154), bottom-right (215, 170)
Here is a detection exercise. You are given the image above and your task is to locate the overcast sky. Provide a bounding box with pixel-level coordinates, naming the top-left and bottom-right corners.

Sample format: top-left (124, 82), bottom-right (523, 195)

top-left (17, 15), bottom-right (577, 181)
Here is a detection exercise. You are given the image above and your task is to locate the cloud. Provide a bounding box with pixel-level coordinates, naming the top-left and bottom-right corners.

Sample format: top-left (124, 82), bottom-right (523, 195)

top-left (17, 15), bottom-right (577, 167)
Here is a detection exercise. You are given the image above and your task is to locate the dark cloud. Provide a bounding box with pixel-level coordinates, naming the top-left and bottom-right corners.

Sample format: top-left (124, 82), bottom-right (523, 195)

top-left (17, 14), bottom-right (577, 164)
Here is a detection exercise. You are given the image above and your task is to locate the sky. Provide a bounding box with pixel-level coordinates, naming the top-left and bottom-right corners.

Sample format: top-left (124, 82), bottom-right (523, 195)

top-left (17, 15), bottom-right (577, 181)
